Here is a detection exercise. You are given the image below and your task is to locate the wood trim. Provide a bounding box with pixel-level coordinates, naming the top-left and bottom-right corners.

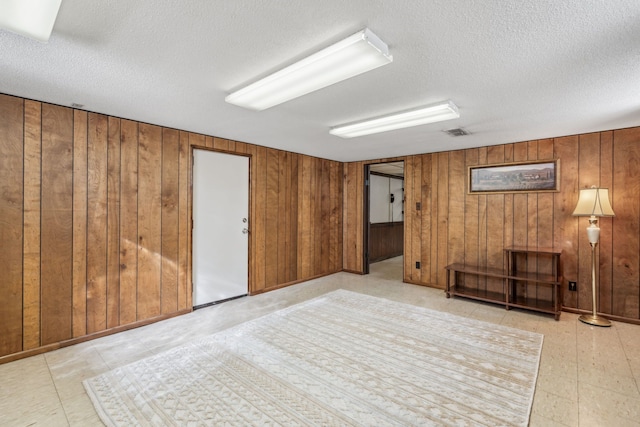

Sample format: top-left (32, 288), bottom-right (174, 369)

top-left (0, 309), bottom-right (191, 365)
top-left (403, 278), bottom-right (443, 289)
top-left (342, 269), bottom-right (365, 275)
top-left (370, 221), bottom-right (405, 226)
top-left (370, 171), bottom-right (405, 180)
top-left (248, 271), bottom-right (338, 295)
top-left (188, 145), bottom-right (253, 158)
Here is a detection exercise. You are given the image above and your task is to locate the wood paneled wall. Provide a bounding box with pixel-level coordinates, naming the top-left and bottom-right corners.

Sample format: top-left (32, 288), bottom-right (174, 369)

top-left (0, 93), bottom-right (343, 360)
top-left (369, 222), bottom-right (404, 263)
top-left (248, 147), bottom-right (343, 293)
top-left (343, 130), bottom-right (640, 321)
top-left (342, 162), bottom-right (365, 272)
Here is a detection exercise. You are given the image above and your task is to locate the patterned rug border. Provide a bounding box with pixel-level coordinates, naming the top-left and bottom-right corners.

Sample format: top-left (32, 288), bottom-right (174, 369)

top-left (84, 289), bottom-right (544, 426)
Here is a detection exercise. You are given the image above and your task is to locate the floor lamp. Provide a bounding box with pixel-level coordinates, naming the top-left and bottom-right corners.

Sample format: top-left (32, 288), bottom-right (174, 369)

top-left (572, 186), bottom-right (615, 327)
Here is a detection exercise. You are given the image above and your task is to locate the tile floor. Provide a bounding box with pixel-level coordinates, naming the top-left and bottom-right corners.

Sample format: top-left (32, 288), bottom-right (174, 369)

top-left (1, 256), bottom-right (639, 426)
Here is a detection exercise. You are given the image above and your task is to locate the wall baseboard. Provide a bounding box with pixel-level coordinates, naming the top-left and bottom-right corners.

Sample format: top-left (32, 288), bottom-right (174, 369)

top-left (249, 271), bottom-right (342, 295)
top-left (0, 309), bottom-right (191, 365)
top-left (403, 279), bottom-right (445, 289)
top-left (561, 307), bottom-right (640, 326)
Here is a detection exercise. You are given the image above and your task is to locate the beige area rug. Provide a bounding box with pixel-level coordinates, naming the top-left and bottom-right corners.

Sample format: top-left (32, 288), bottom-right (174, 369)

top-left (84, 290), bottom-right (543, 426)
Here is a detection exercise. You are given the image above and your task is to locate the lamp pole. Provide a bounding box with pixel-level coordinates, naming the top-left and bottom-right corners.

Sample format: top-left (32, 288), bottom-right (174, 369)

top-left (578, 216), bottom-right (611, 327)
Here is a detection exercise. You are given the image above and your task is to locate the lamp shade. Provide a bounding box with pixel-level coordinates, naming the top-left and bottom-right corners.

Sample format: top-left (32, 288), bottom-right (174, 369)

top-left (572, 187), bottom-right (615, 217)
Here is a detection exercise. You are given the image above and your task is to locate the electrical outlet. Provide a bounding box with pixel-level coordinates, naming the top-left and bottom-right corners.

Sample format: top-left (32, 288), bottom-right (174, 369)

top-left (568, 281), bottom-right (577, 292)
top-left (416, 261), bottom-right (421, 269)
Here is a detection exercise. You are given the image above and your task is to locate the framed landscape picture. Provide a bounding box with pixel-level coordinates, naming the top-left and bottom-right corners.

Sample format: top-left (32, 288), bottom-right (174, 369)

top-left (468, 159), bottom-right (559, 193)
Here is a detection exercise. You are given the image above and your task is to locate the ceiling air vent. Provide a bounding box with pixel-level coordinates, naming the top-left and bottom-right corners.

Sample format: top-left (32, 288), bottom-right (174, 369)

top-left (444, 128), bottom-right (469, 137)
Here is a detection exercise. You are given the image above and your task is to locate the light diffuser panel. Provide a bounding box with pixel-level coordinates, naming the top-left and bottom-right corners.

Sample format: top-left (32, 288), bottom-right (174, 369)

top-left (225, 28), bottom-right (392, 111)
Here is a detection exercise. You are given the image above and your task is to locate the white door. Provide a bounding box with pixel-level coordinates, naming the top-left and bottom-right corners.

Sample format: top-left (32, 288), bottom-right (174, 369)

top-left (192, 149), bottom-right (249, 307)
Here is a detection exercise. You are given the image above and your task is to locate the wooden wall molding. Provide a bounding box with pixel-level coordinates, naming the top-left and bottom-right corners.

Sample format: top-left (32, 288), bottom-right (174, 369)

top-left (370, 171), bottom-right (405, 180)
top-left (0, 309), bottom-right (191, 365)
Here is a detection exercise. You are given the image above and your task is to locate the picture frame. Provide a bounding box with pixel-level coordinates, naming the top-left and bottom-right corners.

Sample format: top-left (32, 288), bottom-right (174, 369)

top-left (468, 159), bottom-right (560, 194)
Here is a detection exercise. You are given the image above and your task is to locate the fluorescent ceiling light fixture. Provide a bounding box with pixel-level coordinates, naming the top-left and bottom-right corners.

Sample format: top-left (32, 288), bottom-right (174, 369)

top-left (330, 100), bottom-right (460, 138)
top-left (0, 0), bottom-right (62, 42)
top-left (225, 28), bottom-right (392, 111)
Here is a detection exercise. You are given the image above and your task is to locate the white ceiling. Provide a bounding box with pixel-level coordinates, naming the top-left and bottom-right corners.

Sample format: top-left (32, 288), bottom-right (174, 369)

top-left (1, 0), bottom-right (639, 162)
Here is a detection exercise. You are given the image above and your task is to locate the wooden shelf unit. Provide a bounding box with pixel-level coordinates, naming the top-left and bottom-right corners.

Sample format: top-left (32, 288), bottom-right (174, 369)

top-left (445, 246), bottom-right (562, 320)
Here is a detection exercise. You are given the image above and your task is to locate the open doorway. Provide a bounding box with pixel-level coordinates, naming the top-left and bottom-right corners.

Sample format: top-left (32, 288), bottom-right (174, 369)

top-left (364, 161), bottom-right (404, 280)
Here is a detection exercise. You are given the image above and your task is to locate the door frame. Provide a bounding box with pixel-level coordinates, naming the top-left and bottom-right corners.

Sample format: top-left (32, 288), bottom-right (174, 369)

top-left (363, 164), bottom-right (371, 274)
top-left (189, 145), bottom-right (253, 306)
top-left (363, 160), bottom-right (405, 275)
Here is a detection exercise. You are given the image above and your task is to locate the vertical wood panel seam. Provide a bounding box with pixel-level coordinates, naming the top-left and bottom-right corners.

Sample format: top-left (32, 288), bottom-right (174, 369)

top-left (410, 157), bottom-right (415, 281)
top-left (176, 131), bottom-right (182, 309)
top-left (576, 139), bottom-right (581, 308)
top-left (36, 101), bottom-right (42, 348)
top-left (175, 134), bottom-right (179, 308)
top-left (118, 120), bottom-right (122, 325)
top-left (433, 155), bottom-right (438, 282)
top-left (160, 129), bottom-right (164, 310)
top-left (552, 140), bottom-right (555, 250)
top-left (39, 102), bottom-right (44, 346)
top-left (602, 136), bottom-right (609, 311)
top-left (84, 114), bottom-right (89, 334)
top-left (435, 155), bottom-right (439, 279)
top-left (135, 124), bottom-right (139, 321)
top-left (118, 120), bottom-right (123, 324)
top-left (511, 143), bottom-right (515, 249)
top-left (71, 108), bottom-right (75, 335)
top-left (263, 148), bottom-right (268, 285)
top-left (21, 99), bottom-right (25, 352)
top-left (117, 119), bottom-right (122, 325)
top-left (603, 136), bottom-right (614, 313)
top-left (274, 152), bottom-right (279, 284)
top-left (105, 117), bottom-right (109, 328)
top-left (111, 117), bottom-right (122, 326)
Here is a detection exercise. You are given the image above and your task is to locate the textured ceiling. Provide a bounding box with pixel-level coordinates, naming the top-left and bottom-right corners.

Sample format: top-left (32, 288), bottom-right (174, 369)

top-left (1, 0), bottom-right (639, 161)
